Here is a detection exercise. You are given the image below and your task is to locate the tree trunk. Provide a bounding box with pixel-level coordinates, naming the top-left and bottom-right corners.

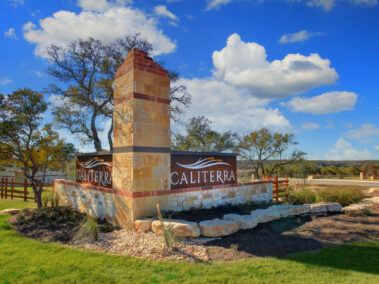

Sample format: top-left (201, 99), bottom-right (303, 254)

top-left (91, 110), bottom-right (102, 152)
top-left (108, 117), bottom-right (113, 151)
top-left (32, 183), bottom-right (43, 208)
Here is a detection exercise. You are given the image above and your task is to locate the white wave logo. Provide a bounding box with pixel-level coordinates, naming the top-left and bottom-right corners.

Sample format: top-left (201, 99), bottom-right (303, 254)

top-left (176, 158), bottom-right (230, 170)
top-left (79, 158), bottom-right (111, 169)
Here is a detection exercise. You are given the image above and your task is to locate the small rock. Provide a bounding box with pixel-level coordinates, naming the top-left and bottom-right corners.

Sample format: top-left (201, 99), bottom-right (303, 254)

top-left (151, 219), bottom-right (200, 238)
top-left (198, 219), bottom-right (240, 237)
top-left (251, 208), bottom-right (281, 223)
top-left (223, 214), bottom-right (258, 230)
top-left (0, 208), bottom-right (21, 215)
top-left (133, 219), bottom-right (153, 233)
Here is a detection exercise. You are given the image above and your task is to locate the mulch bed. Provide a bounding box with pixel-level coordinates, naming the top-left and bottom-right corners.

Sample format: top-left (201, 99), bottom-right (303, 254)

top-left (205, 208), bottom-right (379, 261)
top-left (8, 205), bottom-right (379, 262)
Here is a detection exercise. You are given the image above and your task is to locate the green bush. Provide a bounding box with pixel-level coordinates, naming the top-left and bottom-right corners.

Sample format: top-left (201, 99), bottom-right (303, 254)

top-left (74, 217), bottom-right (99, 242)
top-left (285, 188), bottom-right (317, 204)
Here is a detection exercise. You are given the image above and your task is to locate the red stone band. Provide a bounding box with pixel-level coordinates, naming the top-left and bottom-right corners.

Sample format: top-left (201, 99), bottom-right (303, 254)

top-left (53, 179), bottom-right (272, 199)
top-left (114, 92), bottom-right (170, 106)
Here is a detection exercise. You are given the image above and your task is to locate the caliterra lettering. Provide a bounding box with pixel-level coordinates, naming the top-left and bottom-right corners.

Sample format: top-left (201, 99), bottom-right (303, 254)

top-left (171, 170), bottom-right (236, 186)
top-left (76, 170), bottom-right (112, 187)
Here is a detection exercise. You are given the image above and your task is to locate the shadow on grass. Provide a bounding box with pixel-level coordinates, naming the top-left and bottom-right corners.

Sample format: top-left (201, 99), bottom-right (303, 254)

top-left (284, 241), bottom-right (379, 275)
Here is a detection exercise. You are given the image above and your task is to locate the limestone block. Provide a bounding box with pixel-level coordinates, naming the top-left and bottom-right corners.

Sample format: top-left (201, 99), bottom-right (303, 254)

top-left (368, 188), bottom-right (379, 194)
top-left (343, 203), bottom-right (371, 214)
top-left (133, 219), bottom-right (153, 233)
top-left (251, 208), bottom-right (281, 223)
top-left (151, 219), bottom-right (200, 238)
top-left (0, 208), bottom-right (21, 215)
top-left (361, 197), bottom-right (379, 204)
top-left (324, 202), bottom-right (342, 212)
top-left (308, 202), bottom-right (328, 214)
top-left (223, 214), bottom-right (258, 230)
top-left (199, 219), bottom-right (240, 237)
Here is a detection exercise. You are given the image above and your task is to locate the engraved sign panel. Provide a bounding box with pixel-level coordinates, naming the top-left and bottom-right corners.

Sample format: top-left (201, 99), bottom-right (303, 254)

top-left (171, 152), bottom-right (237, 189)
top-left (76, 154), bottom-right (112, 189)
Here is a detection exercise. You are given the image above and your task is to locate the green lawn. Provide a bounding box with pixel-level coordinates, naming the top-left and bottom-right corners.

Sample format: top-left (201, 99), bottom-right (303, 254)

top-left (0, 201), bottom-right (378, 283)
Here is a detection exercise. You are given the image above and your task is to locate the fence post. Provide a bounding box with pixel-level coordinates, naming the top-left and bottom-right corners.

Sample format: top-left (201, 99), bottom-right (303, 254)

top-left (24, 179), bottom-right (28, 201)
top-left (1, 177), bottom-right (3, 199)
top-left (273, 176), bottom-right (279, 202)
top-left (5, 178), bottom-right (8, 199)
top-left (11, 178), bottom-right (14, 200)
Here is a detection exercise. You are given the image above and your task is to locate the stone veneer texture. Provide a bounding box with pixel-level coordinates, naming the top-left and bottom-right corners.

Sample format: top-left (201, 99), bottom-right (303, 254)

top-left (54, 180), bottom-right (273, 228)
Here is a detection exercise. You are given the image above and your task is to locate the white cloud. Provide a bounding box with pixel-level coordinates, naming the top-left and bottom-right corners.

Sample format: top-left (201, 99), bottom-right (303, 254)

top-left (306, 0), bottom-right (377, 11)
top-left (206, 0), bottom-right (233, 10)
top-left (326, 138), bottom-right (376, 160)
top-left (0, 77), bottom-right (12, 86)
top-left (301, 122), bottom-right (320, 131)
top-left (174, 78), bottom-right (292, 134)
top-left (344, 123), bottom-right (353, 128)
top-left (23, 2), bottom-right (176, 57)
top-left (345, 124), bottom-right (379, 143)
top-left (375, 145), bottom-right (379, 151)
top-left (8, 0), bottom-right (24, 7)
top-left (4, 28), bottom-right (17, 39)
top-left (212, 33), bottom-right (338, 99)
top-left (279, 30), bottom-right (323, 44)
top-left (283, 91), bottom-right (357, 114)
top-left (154, 5), bottom-right (179, 22)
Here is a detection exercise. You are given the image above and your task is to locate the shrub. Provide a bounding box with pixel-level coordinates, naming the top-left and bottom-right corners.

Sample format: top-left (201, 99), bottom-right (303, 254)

top-left (74, 217), bottom-right (99, 242)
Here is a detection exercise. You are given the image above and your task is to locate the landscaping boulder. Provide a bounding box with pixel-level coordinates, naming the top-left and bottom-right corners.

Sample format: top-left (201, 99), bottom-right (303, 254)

top-left (324, 202), bottom-right (342, 213)
top-left (199, 219), bottom-right (240, 237)
top-left (343, 203), bottom-right (371, 214)
top-left (308, 202), bottom-right (328, 214)
top-left (151, 219), bottom-right (200, 238)
top-left (368, 188), bottom-right (379, 194)
top-left (223, 214), bottom-right (258, 230)
top-left (361, 197), bottom-right (379, 205)
top-left (268, 205), bottom-right (310, 217)
top-left (251, 208), bottom-right (281, 223)
top-left (133, 219), bottom-right (153, 233)
top-left (0, 208), bottom-right (21, 215)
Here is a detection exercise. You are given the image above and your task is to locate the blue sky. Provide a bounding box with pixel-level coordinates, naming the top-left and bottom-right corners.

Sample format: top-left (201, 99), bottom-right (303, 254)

top-left (1, 0), bottom-right (379, 160)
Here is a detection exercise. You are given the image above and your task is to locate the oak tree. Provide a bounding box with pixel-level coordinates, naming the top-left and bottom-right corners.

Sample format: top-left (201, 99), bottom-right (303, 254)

top-left (237, 128), bottom-right (305, 179)
top-left (0, 89), bottom-right (74, 208)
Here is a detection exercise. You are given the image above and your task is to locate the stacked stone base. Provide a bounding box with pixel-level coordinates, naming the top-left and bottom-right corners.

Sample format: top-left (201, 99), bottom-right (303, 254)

top-left (53, 180), bottom-right (273, 228)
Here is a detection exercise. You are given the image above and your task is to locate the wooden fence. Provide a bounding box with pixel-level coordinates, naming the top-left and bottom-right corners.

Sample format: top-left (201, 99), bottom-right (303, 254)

top-left (0, 177), bottom-right (52, 202)
top-left (262, 176), bottom-right (289, 202)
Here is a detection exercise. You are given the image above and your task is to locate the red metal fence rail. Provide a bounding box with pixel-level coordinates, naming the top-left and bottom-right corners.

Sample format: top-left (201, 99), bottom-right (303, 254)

top-left (0, 177), bottom-right (52, 202)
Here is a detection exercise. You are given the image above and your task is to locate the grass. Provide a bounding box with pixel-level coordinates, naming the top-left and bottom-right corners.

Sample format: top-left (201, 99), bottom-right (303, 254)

top-left (282, 186), bottom-right (365, 206)
top-left (0, 201), bottom-right (379, 283)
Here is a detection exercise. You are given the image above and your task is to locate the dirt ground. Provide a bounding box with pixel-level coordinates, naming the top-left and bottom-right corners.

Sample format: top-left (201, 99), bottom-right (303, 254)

top-left (205, 208), bottom-right (379, 261)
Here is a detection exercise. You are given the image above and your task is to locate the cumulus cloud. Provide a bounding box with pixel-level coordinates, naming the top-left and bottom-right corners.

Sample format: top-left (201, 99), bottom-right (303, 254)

top-left (345, 124), bottom-right (379, 143)
top-left (375, 145), bottom-right (379, 151)
top-left (0, 78), bottom-right (12, 86)
top-left (212, 34), bottom-right (338, 99)
top-left (174, 78), bottom-right (292, 134)
top-left (206, 0), bottom-right (233, 10)
top-left (301, 122), bottom-right (320, 131)
top-left (283, 91), bottom-right (357, 114)
top-left (23, 1), bottom-right (176, 57)
top-left (154, 5), bottom-right (179, 22)
top-left (4, 28), bottom-right (17, 39)
top-left (326, 138), bottom-right (376, 160)
top-left (279, 30), bottom-right (323, 44)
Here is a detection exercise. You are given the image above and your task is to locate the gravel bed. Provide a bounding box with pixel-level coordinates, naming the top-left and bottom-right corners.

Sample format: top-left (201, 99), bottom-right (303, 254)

top-left (67, 229), bottom-right (209, 262)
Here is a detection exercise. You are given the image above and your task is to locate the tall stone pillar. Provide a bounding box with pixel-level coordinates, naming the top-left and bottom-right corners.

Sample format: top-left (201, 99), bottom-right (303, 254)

top-left (112, 49), bottom-right (171, 223)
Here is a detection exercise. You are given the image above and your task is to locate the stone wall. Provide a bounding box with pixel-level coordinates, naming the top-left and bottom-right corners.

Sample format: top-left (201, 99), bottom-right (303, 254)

top-left (54, 179), bottom-right (273, 228)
